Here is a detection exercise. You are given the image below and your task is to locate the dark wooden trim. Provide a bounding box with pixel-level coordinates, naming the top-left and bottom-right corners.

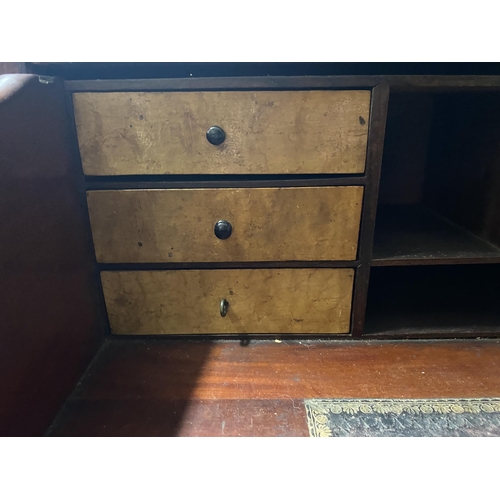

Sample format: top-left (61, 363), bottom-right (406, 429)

top-left (350, 82), bottom-right (390, 337)
top-left (105, 328), bottom-right (500, 341)
top-left (85, 176), bottom-right (366, 190)
top-left (109, 333), bottom-right (354, 341)
top-left (98, 261), bottom-right (361, 271)
top-left (386, 75), bottom-right (500, 91)
top-left (372, 256), bottom-right (500, 266)
top-left (65, 75), bottom-right (382, 92)
top-left (86, 173), bottom-right (364, 182)
top-left (363, 327), bottom-right (500, 340)
top-left (65, 75), bottom-right (500, 93)
top-left (350, 264), bottom-right (370, 338)
top-left (63, 92), bottom-right (111, 338)
top-left (357, 82), bottom-right (390, 262)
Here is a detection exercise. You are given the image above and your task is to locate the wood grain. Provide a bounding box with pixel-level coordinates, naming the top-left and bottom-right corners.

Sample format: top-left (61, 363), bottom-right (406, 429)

top-left (87, 187), bottom-right (363, 263)
top-left (47, 338), bottom-right (500, 436)
top-left (49, 398), bottom-right (308, 437)
top-left (101, 268), bottom-right (355, 335)
top-left (73, 90), bottom-right (371, 176)
top-left (72, 338), bottom-right (500, 399)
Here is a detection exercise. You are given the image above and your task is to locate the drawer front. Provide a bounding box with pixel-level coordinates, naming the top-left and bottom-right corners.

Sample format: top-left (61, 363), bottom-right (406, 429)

top-left (102, 268), bottom-right (354, 335)
top-left (74, 90), bottom-right (371, 176)
top-left (88, 186), bottom-right (363, 263)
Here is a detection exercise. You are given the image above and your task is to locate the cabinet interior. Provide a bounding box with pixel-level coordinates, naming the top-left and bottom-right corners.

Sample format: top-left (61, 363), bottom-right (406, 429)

top-left (365, 264), bottom-right (500, 335)
top-left (373, 91), bottom-right (500, 265)
top-left (367, 90), bottom-right (500, 336)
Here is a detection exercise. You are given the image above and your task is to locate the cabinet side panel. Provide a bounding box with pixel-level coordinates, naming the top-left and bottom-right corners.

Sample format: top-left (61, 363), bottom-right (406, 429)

top-left (0, 74), bottom-right (106, 436)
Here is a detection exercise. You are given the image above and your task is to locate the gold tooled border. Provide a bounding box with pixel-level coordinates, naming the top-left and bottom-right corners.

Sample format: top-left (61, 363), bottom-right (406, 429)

top-left (304, 398), bottom-right (500, 437)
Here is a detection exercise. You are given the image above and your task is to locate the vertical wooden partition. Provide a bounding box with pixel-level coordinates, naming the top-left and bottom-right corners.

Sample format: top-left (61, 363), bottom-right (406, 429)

top-left (0, 74), bottom-right (106, 436)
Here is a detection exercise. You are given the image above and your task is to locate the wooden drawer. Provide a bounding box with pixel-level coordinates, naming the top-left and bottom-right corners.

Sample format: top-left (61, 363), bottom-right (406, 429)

top-left (73, 90), bottom-right (371, 176)
top-left (88, 186), bottom-right (363, 263)
top-left (101, 268), bottom-right (354, 335)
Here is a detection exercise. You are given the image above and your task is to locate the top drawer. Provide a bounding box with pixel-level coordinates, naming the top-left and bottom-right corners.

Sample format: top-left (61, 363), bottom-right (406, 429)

top-left (73, 90), bottom-right (371, 176)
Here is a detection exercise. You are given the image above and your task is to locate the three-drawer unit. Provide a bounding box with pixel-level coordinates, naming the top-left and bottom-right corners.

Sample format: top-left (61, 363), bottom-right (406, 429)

top-left (71, 86), bottom-right (372, 335)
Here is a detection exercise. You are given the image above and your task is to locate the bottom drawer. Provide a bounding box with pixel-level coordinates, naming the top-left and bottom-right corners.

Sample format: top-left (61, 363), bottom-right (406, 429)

top-left (101, 268), bottom-right (355, 335)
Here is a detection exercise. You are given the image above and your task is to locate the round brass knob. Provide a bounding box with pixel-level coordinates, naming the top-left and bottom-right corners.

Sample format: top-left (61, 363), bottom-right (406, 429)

top-left (214, 220), bottom-right (232, 240)
top-left (220, 298), bottom-right (229, 317)
top-left (206, 126), bottom-right (226, 145)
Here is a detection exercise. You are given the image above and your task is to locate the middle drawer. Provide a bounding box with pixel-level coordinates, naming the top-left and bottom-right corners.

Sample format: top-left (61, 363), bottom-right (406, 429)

top-left (87, 186), bottom-right (363, 263)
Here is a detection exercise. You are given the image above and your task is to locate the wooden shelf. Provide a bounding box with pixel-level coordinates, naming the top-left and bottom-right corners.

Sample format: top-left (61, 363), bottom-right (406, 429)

top-left (372, 204), bottom-right (500, 266)
top-left (364, 265), bottom-right (500, 336)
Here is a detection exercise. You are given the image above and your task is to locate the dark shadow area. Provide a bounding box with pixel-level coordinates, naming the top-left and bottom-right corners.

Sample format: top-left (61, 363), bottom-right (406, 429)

top-left (0, 75), bottom-right (106, 436)
top-left (365, 265), bottom-right (500, 335)
top-left (367, 88), bottom-right (500, 337)
top-left (374, 91), bottom-right (500, 264)
top-left (27, 62), bottom-right (500, 80)
top-left (46, 337), bottom-right (310, 436)
top-left (47, 338), bottom-right (215, 437)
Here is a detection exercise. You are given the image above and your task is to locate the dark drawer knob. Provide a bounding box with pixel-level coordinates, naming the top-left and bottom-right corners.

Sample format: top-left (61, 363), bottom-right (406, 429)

top-left (214, 220), bottom-right (232, 240)
top-left (206, 126), bottom-right (226, 145)
top-left (220, 298), bottom-right (229, 317)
